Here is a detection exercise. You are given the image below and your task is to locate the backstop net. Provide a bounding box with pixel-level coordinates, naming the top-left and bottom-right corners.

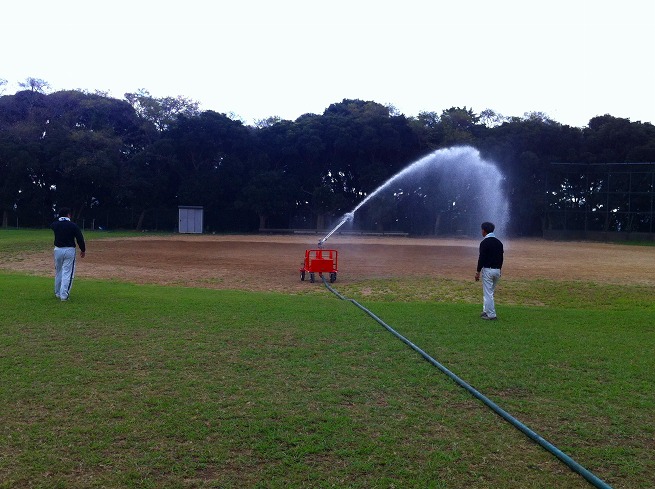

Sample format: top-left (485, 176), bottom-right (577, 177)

top-left (544, 162), bottom-right (655, 240)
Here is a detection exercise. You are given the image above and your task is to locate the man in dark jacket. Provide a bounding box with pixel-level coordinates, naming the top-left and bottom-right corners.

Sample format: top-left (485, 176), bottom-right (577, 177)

top-left (475, 221), bottom-right (503, 320)
top-left (50, 208), bottom-right (86, 301)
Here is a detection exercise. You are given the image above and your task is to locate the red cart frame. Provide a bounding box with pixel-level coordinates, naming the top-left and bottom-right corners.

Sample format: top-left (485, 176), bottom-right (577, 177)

top-left (300, 249), bottom-right (338, 283)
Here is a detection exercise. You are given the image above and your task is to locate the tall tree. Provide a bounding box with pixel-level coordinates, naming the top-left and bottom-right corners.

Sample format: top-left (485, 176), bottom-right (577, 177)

top-left (440, 106), bottom-right (481, 145)
top-left (166, 110), bottom-right (253, 230)
top-left (125, 89), bottom-right (200, 132)
top-left (18, 77), bottom-right (51, 93)
top-left (583, 115), bottom-right (655, 163)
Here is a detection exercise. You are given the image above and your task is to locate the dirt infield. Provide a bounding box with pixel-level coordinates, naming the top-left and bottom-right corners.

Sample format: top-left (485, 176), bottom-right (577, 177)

top-left (5, 234), bottom-right (654, 292)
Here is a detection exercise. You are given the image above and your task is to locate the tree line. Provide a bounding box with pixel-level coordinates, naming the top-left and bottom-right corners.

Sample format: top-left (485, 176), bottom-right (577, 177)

top-left (1, 83), bottom-right (654, 236)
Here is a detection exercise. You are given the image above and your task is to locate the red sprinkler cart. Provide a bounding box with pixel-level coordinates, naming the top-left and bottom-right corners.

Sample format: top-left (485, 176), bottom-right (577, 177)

top-left (300, 249), bottom-right (338, 283)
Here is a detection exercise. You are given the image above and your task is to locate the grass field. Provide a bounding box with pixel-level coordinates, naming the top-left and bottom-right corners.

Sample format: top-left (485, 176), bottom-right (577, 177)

top-left (0, 230), bottom-right (653, 488)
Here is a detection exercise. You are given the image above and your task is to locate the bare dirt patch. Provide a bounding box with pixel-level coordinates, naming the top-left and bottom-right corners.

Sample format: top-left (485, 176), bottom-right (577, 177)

top-left (5, 234), bottom-right (654, 292)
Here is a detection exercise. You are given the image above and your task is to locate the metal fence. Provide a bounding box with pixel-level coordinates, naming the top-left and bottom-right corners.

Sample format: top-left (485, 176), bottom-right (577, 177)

top-left (544, 162), bottom-right (655, 240)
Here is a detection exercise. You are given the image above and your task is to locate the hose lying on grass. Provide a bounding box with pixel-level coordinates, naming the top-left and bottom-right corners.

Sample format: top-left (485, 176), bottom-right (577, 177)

top-left (322, 277), bottom-right (613, 489)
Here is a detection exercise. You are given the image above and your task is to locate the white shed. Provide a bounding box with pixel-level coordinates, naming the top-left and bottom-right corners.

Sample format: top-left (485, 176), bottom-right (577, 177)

top-left (178, 206), bottom-right (204, 234)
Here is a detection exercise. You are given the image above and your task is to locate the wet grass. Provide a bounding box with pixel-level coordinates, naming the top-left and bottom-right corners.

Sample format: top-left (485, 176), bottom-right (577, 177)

top-left (1, 270), bottom-right (653, 488)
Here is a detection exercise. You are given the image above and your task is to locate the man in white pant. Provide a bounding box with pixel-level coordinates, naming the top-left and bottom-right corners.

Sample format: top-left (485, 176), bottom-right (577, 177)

top-left (474, 222), bottom-right (504, 320)
top-left (50, 208), bottom-right (86, 301)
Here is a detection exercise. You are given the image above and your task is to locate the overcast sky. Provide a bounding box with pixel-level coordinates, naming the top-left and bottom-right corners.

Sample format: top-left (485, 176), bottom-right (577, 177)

top-left (2, 0), bottom-right (654, 127)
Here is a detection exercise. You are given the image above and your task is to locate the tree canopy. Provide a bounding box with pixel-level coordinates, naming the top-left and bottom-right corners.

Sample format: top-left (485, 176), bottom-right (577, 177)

top-left (1, 88), bottom-right (654, 235)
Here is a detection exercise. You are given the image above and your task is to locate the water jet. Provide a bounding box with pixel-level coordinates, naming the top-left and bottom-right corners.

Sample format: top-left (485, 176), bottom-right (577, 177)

top-left (319, 146), bottom-right (509, 245)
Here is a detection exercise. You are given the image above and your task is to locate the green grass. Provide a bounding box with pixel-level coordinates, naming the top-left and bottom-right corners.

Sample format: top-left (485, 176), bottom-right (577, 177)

top-left (0, 227), bottom-right (173, 243)
top-left (335, 276), bottom-right (655, 310)
top-left (1, 230), bottom-right (654, 488)
top-left (0, 228), bottom-right (162, 257)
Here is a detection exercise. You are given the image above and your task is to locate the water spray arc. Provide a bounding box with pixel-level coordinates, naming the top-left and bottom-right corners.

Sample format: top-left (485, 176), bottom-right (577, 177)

top-left (317, 213), bottom-right (353, 248)
top-left (317, 146), bottom-right (509, 246)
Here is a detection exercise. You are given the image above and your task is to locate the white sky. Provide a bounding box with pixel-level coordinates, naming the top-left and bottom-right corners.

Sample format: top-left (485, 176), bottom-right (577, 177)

top-left (2, 0), bottom-right (654, 127)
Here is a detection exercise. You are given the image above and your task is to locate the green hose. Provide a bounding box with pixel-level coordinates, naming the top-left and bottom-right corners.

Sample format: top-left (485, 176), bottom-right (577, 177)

top-left (322, 277), bottom-right (613, 489)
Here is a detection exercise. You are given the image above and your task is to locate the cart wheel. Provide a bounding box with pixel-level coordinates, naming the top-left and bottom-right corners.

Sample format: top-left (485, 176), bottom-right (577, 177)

top-left (300, 270), bottom-right (306, 281)
top-left (310, 273), bottom-right (315, 283)
top-left (330, 272), bottom-right (337, 283)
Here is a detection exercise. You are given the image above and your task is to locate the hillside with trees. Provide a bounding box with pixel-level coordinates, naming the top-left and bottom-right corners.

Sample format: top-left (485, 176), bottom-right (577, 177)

top-left (1, 83), bottom-right (654, 236)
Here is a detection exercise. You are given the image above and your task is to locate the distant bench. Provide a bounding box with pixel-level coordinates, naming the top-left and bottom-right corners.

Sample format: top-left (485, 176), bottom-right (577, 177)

top-left (258, 228), bottom-right (408, 237)
top-left (257, 228), bottom-right (293, 234)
